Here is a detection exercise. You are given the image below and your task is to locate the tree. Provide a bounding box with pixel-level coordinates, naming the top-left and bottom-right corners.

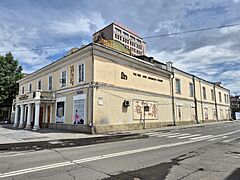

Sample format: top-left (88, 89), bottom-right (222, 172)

top-left (0, 52), bottom-right (23, 105)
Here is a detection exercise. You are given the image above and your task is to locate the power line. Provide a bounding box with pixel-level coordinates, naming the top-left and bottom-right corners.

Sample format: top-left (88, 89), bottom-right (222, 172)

top-left (143, 23), bottom-right (240, 39)
top-left (0, 44), bottom-right (83, 54)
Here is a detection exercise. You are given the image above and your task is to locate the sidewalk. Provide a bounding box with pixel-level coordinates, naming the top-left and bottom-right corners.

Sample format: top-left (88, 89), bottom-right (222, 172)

top-left (0, 121), bottom-right (233, 151)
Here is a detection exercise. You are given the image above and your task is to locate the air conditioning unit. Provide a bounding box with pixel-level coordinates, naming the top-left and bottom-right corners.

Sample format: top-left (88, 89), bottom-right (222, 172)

top-left (144, 105), bottom-right (150, 112)
top-left (123, 100), bottom-right (130, 107)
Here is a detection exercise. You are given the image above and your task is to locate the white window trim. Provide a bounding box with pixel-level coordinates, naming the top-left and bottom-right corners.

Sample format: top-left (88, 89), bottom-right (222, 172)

top-left (60, 68), bottom-right (68, 89)
top-left (175, 78), bottom-right (181, 94)
top-left (76, 62), bottom-right (86, 84)
top-left (55, 97), bottom-right (66, 123)
top-left (72, 94), bottom-right (87, 125)
top-left (37, 78), bottom-right (42, 90)
top-left (48, 74), bottom-right (53, 91)
top-left (28, 83), bottom-right (32, 92)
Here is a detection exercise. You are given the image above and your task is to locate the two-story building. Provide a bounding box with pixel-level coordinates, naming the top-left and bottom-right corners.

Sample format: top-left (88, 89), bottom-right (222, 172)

top-left (12, 43), bottom-right (230, 133)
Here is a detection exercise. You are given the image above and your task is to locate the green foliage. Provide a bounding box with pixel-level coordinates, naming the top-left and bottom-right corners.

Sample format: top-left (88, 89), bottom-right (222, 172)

top-left (0, 52), bottom-right (23, 105)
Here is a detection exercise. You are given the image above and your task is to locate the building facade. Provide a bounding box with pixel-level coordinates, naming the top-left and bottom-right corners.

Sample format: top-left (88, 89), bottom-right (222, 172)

top-left (230, 95), bottom-right (240, 119)
top-left (12, 43), bottom-right (231, 133)
top-left (93, 22), bottom-right (146, 56)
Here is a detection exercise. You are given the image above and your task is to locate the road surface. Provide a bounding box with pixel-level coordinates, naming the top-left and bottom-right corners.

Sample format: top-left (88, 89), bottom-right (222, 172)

top-left (0, 121), bottom-right (239, 180)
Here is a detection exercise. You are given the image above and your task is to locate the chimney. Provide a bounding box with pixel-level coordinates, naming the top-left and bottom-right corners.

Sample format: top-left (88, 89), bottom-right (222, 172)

top-left (166, 61), bottom-right (173, 71)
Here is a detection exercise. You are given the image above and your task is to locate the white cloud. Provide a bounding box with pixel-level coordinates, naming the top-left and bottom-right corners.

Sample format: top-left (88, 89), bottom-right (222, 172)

top-left (49, 12), bottom-right (106, 35)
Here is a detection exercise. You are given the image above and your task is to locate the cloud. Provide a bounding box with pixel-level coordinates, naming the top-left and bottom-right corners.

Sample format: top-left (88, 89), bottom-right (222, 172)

top-left (0, 0), bottom-right (240, 94)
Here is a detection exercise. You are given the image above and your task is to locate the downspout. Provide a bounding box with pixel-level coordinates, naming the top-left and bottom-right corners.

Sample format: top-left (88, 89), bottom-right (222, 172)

top-left (171, 72), bottom-right (176, 126)
top-left (90, 43), bottom-right (95, 133)
top-left (192, 76), bottom-right (199, 124)
top-left (213, 84), bottom-right (219, 122)
top-left (199, 80), bottom-right (204, 123)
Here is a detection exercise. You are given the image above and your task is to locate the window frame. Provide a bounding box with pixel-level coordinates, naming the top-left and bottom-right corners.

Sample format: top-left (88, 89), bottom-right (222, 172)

top-left (77, 62), bottom-right (85, 84)
top-left (202, 87), bottom-right (207, 100)
top-left (48, 74), bottom-right (53, 91)
top-left (189, 82), bottom-right (194, 97)
top-left (60, 68), bottom-right (67, 88)
top-left (219, 92), bottom-right (222, 103)
top-left (211, 89), bottom-right (214, 101)
top-left (175, 78), bottom-right (181, 94)
top-left (29, 83), bottom-right (32, 92)
top-left (37, 79), bottom-right (42, 90)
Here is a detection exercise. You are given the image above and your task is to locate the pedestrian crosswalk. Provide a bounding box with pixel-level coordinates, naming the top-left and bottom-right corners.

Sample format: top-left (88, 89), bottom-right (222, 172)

top-left (145, 131), bottom-right (232, 142)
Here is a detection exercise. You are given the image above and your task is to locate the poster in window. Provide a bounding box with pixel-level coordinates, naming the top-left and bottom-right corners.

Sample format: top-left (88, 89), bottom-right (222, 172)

top-left (56, 101), bottom-right (65, 123)
top-left (73, 99), bottom-right (85, 124)
top-left (133, 100), bottom-right (158, 120)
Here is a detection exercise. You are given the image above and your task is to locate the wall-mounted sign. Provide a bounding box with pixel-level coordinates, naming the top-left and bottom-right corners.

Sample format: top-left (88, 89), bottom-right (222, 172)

top-left (19, 94), bottom-right (28, 101)
top-left (98, 97), bottom-right (103, 106)
top-left (121, 72), bottom-right (128, 80)
top-left (77, 91), bottom-right (83, 94)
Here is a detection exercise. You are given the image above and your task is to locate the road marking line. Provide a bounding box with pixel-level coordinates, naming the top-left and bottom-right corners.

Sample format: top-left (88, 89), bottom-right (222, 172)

top-left (148, 132), bottom-right (180, 137)
top-left (167, 133), bottom-right (190, 138)
top-left (0, 153), bottom-right (25, 158)
top-left (190, 135), bottom-right (213, 140)
top-left (207, 136), bottom-right (228, 141)
top-left (1, 129), bottom-right (240, 178)
top-left (222, 137), bottom-right (238, 143)
top-left (178, 134), bottom-right (201, 139)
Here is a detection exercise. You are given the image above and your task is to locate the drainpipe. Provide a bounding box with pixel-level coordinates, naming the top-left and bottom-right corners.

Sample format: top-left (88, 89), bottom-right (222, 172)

top-left (192, 76), bottom-right (199, 124)
top-left (213, 84), bottom-right (219, 122)
top-left (199, 80), bottom-right (204, 123)
top-left (171, 73), bottom-right (176, 126)
top-left (90, 44), bottom-right (95, 133)
top-left (167, 62), bottom-right (176, 126)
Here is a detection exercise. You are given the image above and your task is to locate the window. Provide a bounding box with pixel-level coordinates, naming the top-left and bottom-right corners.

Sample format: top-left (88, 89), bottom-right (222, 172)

top-left (29, 83), bottom-right (32, 92)
top-left (38, 80), bottom-right (42, 90)
top-left (211, 89), bottom-right (214, 101)
top-left (22, 86), bottom-right (24, 94)
top-left (73, 94), bottom-right (86, 125)
top-left (78, 63), bottom-right (85, 83)
top-left (204, 108), bottom-right (208, 120)
top-left (56, 97), bottom-right (66, 123)
top-left (189, 83), bottom-right (194, 97)
top-left (175, 79), bottom-right (181, 94)
top-left (115, 28), bottom-right (121, 34)
top-left (219, 92), bottom-right (222, 102)
top-left (224, 94), bottom-right (227, 103)
top-left (48, 75), bottom-right (52, 90)
top-left (202, 87), bottom-right (206, 100)
top-left (61, 70), bottom-right (67, 87)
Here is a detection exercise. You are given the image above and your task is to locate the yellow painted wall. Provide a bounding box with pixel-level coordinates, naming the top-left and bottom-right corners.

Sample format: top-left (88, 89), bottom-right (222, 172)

top-left (93, 88), bottom-right (173, 126)
top-left (94, 56), bottom-right (171, 96)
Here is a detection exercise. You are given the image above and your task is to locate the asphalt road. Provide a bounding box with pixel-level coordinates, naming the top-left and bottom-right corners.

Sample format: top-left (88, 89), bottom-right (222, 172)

top-left (0, 121), bottom-right (240, 180)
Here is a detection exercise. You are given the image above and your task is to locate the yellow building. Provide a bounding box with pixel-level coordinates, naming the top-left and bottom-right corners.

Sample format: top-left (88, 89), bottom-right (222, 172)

top-left (12, 43), bottom-right (230, 133)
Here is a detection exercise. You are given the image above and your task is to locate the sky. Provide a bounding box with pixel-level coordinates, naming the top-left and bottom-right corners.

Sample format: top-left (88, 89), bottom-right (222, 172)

top-left (0, 0), bottom-right (240, 94)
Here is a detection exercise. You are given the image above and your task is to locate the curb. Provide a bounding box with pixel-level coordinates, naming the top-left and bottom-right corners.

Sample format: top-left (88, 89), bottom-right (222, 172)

top-left (0, 133), bottom-right (147, 152)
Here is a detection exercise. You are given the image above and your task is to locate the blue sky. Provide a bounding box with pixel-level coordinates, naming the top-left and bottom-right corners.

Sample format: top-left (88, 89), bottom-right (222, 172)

top-left (0, 0), bottom-right (240, 93)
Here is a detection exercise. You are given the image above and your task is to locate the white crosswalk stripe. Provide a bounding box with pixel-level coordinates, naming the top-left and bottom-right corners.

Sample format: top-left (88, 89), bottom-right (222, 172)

top-left (147, 132), bottom-right (180, 137)
top-left (145, 132), bottom-right (221, 141)
top-left (207, 136), bottom-right (228, 141)
top-left (222, 137), bottom-right (238, 143)
top-left (190, 135), bottom-right (213, 140)
top-left (167, 133), bottom-right (190, 138)
top-left (178, 134), bottom-right (201, 139)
